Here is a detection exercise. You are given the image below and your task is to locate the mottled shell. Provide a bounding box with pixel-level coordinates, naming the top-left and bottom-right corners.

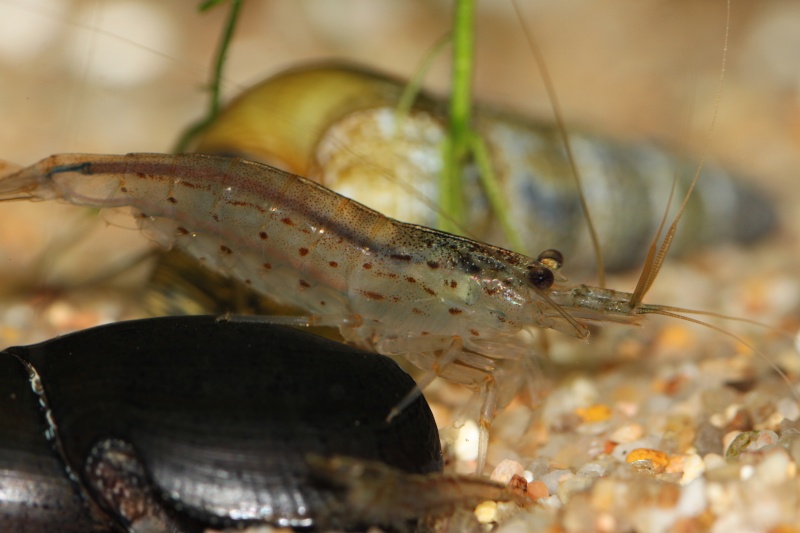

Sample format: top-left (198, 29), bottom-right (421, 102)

top-left (193, 63), bottom-right (776, 271)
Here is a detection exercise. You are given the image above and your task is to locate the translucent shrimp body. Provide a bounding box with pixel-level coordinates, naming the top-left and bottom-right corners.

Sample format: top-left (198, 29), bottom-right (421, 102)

top-left (0, 152), bottom-right (643, 472)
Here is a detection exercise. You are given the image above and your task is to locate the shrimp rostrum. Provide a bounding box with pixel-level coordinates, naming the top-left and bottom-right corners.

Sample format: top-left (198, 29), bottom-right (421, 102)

top-left (0, 152), bottom-right (694, 473)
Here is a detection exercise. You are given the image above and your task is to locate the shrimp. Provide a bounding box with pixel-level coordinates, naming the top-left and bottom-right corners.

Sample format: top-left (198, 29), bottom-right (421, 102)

top-left (0, 151), bottom-right (693, 473)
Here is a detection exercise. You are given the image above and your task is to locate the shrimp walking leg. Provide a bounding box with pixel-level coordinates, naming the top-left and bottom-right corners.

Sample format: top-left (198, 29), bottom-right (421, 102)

top-left (386, 336), bottom-right (466, 419)
top-left (477, 375), bottom-right (498, 475)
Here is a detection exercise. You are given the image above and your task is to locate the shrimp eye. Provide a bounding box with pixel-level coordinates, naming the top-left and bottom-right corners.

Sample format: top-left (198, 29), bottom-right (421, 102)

top-left (527, 265), bottom-right (554, 290)
top-left (536, 249), bottom-right (564, 271)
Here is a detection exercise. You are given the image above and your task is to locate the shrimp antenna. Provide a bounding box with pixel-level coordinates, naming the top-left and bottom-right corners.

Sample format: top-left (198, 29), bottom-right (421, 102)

top-left (511, 0), bottom-right (606, 288)
top-left (638, 304), bottom-right (799, 402)
top-left (630, 0), bottom-right (731, 308)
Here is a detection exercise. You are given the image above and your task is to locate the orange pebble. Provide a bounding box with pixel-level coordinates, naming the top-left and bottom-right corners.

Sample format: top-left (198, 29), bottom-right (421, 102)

top-left (526, 480), bottom-right (549, 500)
top-left (576, 404), bottom-right (613, 423)
top-left (603, 440), bottom-right (618, 454)
top-left (626, 448), bottom-right (670, 471)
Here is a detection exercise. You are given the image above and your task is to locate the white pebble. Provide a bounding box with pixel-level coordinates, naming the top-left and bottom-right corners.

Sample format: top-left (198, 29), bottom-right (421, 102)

top-left (676, 477), bottom-right (706, 517)
top-left (680, 453), bottom-right (705, 485)
top-left (703, 453), bottom-right (726, 471)
top-left (609, 423), bottom-right (644, 443)
top-left (454, 419), bottom-right (480, 462)
top-left (490, 459), bottom-right (524, 484)
top-left (777, 397), bottom-right (800, 420)
top-left (754, 447), bottom-right (791, 485)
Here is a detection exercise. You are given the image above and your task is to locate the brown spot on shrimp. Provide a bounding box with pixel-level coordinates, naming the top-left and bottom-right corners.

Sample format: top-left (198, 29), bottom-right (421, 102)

top-left (427, 261), bottom-right (440, 270)
top-left (470, 329), bottom-right (480, 337)
top-left (423, 287), bottom-right (437, 296)
top-left (448, 308), bottom-right (463, 315)
top-left (281, 217), bottom-right (294, 226)
top-left (220, 245), bottom-right (232, 255)
top-left (299, 279), bottom-right (310, 289)
top-left (227, 199), bottom-right (265, 212)
top-left (167, 196), bottom-right (177, 204)
top-left (258, 231), bottom-right (268, 240)
top-left (359, 290), bottom-right (385, 301)
top-left (390, 254), bottom-right (412, 262)
top-left (299, 247), bottom-right (309, 256)
top-left (176, 226), bottom-right (189, 236)
top-left (174, 179), bottom-right (203, 190)
top-left (362, 263), bottom-right (373, 270)
top-left (262, 263), bottom-right (272, 270)
top-left (328, 261), bottom-right (338, 268)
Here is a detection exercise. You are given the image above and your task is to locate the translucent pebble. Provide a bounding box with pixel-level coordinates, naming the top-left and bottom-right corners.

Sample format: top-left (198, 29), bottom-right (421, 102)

top-left (777, 427), bottom-right (800, 445)
top-left (576, 462), bottom-right (607, 477)
top-left (694, 421), bottom-right (724, 456)
top-left (725, 429), bottom-right (780, 461)
top-left (778, 429), bottom-right (800, 464)
top-left (541, 469), bottom-right (574, 495)
top-left (525, 457), bottom-right (550, 480)
top-left (755, 430), bottom-right (780, 449)
top-left (557, 475), bottom-right (595, 503)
